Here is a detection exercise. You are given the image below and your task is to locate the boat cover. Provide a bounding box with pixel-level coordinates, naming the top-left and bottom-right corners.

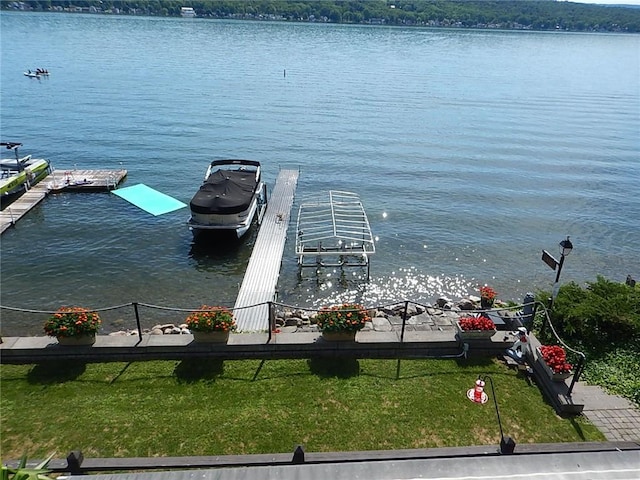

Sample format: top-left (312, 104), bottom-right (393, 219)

top-left (190, 169), bottom-right (258, 215)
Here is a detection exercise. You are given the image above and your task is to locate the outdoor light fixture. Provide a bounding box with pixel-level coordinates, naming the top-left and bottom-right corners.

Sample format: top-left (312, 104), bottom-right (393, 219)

top-left (559, 236), bottom-right (573, 257)
top-left (467, 375), bottom-right (516, 454)
top-left (541, 236), bottom-right (574, 309)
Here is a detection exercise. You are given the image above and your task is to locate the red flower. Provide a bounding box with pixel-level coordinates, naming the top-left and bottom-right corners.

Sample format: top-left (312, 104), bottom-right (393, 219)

top-left (479, 286), bottom-right (497, 301)
top-left (540, 345), bottom-right (572, 374)
top-left (43, 306), bottom-right (101, 338)
top-left (185, 305), bottom-right (236, 333)
top-left (316, 303), bottom-right (369, 333)
top-left (459, 315), bottom-right (496, 331)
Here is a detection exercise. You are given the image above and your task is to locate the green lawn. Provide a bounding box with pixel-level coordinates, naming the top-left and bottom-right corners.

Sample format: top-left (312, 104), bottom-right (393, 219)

top-left (0, 358), bottom-right (604, 459)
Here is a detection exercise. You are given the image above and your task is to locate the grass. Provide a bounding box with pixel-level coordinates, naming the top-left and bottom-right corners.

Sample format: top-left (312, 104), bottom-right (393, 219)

top-left (0, 357), bottom-right (604, 459)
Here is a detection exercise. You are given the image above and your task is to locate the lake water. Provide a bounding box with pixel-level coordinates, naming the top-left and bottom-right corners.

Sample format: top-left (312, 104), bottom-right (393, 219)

top-left (1, 12), bottom-right (639, 335)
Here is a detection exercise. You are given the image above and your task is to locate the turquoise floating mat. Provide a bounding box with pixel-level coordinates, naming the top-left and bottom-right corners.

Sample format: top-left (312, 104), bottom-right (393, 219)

top-left (112, 184), bottom-right (187, 216)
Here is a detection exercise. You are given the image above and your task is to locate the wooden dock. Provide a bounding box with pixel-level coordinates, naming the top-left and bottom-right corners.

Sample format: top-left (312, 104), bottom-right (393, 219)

top-left (234, 168), bottom-right (299, 332)
top-left (1, 169), bottom-right (127, 234)
top-left (45, 169), bottom-right (127, 192)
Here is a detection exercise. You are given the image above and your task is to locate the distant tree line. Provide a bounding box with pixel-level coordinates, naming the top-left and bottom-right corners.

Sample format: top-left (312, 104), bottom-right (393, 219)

top-left (4, 0), bottom-right (640, 32)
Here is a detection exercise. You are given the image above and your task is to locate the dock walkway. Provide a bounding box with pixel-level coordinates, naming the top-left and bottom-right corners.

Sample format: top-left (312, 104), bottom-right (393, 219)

top-left (0, 182), bottom-right (49, 234)
top-left (234, 168), bottom-right (299, 331)
top-left (1, 169), bottom-right (127, 234)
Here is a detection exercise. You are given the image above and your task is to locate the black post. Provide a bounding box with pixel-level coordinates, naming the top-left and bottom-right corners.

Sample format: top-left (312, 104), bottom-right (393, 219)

top-left (292, 445), bottom-right (305, 464)
top-left (480, 375), bottom-right (515, 454)
top-left (567, 354), bottom-right (585, 397)
top-left (66, 450), bottom-right (84, 474)
top-left (400, 301), bottom-right (408, 343)
top-left (133, 302), bottom-right (142, 344)
top-left (267, 302), bottom-right (273, 343)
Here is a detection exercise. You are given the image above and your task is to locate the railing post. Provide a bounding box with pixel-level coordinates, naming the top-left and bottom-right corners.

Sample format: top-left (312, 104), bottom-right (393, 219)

top-left (132, 302), bottom-right (142, 342)
top-left (267, 302), bottom-right (273, 343)
top-left (400, 301), bottom-right (408, 343)
top-left (567, 354), bottom-right (585, 397)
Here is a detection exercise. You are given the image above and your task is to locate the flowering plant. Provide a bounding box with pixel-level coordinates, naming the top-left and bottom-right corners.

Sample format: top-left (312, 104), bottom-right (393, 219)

top-left (479, 286), bottom-right (497, 301)
top-left (44, 306), bottom-right (101, 337)
top-left (315, 303), bottom-right (370, 333)
top-left (458, 315), bottom-right (496, 331)
top-left (185, 305), bottom-right (236, 332)
top-left (539, 345), bottom-right (573, 374)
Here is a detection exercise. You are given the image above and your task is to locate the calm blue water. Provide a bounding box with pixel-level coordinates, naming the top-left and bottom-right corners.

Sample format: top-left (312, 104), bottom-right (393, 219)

top-left (1, 12), bottom-right (639, 335)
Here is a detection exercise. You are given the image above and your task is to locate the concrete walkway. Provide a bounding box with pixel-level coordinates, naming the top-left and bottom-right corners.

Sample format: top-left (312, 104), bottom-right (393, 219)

top-left (572, 381), bottom-right (640, 442)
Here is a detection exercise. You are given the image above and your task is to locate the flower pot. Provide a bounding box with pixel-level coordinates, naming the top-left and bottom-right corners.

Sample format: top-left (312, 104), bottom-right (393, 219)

top-left (192, 331), bottom-right (230, 344)
top-left (322, 331), bottom-right (357, 342)
top-left (480, 298), bottom-right (494, 309)
top-left (536, 347), bottom-right (572, 381)
top-left (56, 334), bottom-right (96, 346)
top-left (455, 321), bottom-right (496, 340)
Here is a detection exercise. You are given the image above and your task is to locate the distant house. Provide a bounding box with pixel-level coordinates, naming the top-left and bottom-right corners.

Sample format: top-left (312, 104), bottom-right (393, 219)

top-left (180, 7), bottom-right (196, 18)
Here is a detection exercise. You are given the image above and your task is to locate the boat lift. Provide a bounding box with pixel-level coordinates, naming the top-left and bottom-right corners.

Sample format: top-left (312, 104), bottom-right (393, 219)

top-left (295, 190), bottom-right (375, 279)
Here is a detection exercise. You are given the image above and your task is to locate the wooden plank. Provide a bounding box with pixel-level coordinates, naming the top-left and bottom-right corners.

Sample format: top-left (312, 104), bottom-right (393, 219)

top-left (234, 169), bottom-right (299, 332)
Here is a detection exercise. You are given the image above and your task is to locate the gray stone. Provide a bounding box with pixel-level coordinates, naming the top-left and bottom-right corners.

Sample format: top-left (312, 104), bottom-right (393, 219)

top-left (150, 328), bottom-right (164, 335)
top-left (279, 326), bottom-right (298, 333)
top-left (408, 312), bottom-right (434, 326)
top-left (372, 317), bottom-right (393, 331)
top-left (435, 317), bottom-right (454, 327)
top-left (457, 299), bottom-right (475, 311)
top-left (285, 317), bottom-right (301, 327)
top-left (404, 304), bottom-right (420, 317)
top-left (436, 297), bottom-right (451, 307)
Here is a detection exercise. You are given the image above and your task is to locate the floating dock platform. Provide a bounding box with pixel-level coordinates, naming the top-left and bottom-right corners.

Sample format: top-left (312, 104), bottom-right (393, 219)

top-left (234, 168), bottom-right (299, 332)
top-left (0, 169), bottom-right (127, 234)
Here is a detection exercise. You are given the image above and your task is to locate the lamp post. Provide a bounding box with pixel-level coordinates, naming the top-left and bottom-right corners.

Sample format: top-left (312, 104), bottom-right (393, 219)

top-left (466, 375), bottom-right (516, 454)
top-left (541, 236), bottom-right (573, 309)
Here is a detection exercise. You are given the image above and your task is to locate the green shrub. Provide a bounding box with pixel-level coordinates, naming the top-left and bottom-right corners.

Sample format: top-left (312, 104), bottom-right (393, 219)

top-left (534, 276), bottom-right (640, 406)
top-left (538, 276), bottom-right (640, 345)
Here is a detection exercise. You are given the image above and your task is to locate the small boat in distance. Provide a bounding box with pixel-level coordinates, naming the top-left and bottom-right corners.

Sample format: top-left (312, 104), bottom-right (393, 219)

top-left (188, 159), bottom-right (267, 239)
top-left (23, 69), bottom-right (49, 78)
top-left (180, 7), bottom-right (196, 17)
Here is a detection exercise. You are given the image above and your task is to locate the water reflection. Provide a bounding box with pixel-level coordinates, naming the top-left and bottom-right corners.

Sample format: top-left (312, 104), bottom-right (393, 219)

top-left (187, 229), bottom-right (256, 273)
top-left (280, 265), bottom-right (474, 309)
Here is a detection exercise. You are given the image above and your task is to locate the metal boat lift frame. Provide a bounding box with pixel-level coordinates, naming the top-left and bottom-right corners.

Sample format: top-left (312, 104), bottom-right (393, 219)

top-left (295, 190), bottom-right (375, 279)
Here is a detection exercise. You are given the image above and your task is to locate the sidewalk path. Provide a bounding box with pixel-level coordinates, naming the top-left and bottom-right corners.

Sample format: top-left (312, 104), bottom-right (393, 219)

top-left (572, 381), bottom-right (640, 442)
